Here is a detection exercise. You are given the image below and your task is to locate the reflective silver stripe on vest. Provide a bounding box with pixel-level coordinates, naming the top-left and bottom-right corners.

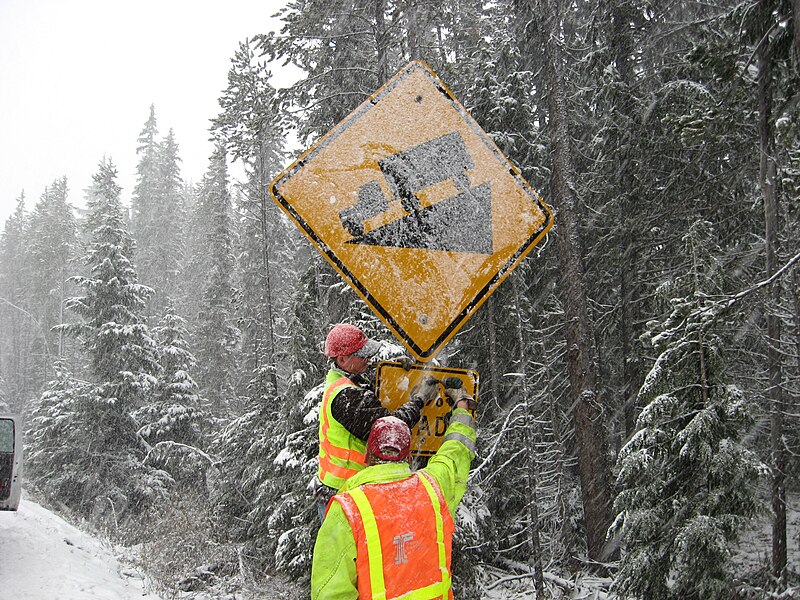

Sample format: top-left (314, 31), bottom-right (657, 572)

top-left (450, 412), bottom-right (476, 430)
top-left (443, 431), bottom-right (476, 453)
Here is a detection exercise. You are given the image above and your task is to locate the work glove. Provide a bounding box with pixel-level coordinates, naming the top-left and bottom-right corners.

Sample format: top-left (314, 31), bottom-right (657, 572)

top-left (444, 385), bottom-right (478, 412)
top-left (410, 376), bottom-right (439, 406)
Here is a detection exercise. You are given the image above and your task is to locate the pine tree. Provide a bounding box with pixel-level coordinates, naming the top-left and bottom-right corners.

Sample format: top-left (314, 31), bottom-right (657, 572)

top-left (747, 0), bottom-right (797, 581)
top-left (571, 0), bottom-right (654, 440)
top-left (26, 362), bottom-right (96, 506)
top-left (66, 159), bottom-right (161, 412)
top-left (25, 177), bottom-right (79, 380)
top-left (131, 106), bottom-right (161, 261)
top-left (676, 2), bottom-right (799, 585)
top-left (179, 182), bottom-right (208, 327)
top-left (212, 39), bottom-right (288, 396)
top-left (776, 51), bottom-right (800, 543)
top-left (193, 145), bottom-right (240, 415)
top-left (131, 106), bottom-right (187, 317)
top-left (135, 299), bottom-right (210, 485)
top-left (210, 261), bottom-right (326, 586)
top-left (50, 158), bottom-right (165, 523)
top-left (0, 195), bottom-right (34, 413)
top-left (263, 0), bottom-right (405, 143)
top-left (611, 221), bottom-right (762, 599)
top-left (530, 0), bottom-right (614, 561)
top-left (147, 128), bottom-right (186, 315)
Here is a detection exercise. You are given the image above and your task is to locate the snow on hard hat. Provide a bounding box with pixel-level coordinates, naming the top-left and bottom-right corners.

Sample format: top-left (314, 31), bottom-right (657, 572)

top-left (324, 323), bottom-right (380, 358)
top-left (367, 416), bottom-right (411, 461)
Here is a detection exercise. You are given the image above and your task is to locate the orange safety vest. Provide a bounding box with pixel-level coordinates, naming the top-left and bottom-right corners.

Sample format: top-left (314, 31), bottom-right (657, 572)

top-left (318, 370), bottom-right (368, 489)
top-left (334, 471), bottom-right (454, 600)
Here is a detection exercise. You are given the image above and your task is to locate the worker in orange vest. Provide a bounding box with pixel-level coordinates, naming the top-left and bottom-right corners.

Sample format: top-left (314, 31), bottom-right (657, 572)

top-left (311, 386), bottom-right (477, 599)
top-left (315, 323), bottom-right (426, 521)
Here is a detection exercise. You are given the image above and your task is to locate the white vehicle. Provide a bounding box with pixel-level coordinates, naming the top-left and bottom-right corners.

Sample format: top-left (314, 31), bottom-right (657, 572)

top-left (0, 415), bottom-right (22, 511)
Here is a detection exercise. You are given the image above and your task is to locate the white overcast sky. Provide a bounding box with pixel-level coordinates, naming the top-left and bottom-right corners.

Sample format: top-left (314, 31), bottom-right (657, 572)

top-left (0, 0), bottom-right (296, 229)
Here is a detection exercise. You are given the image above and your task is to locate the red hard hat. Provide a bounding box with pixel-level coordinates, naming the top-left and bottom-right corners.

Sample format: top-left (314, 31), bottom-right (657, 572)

top-left (324, 323), bottom-right (375, 358)
top-left (367, 416), bottom-right (411, 461)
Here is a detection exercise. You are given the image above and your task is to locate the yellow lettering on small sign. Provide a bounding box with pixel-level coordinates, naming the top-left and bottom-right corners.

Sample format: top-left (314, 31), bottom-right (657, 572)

top-left (375, 361), bottom-right (478, 457)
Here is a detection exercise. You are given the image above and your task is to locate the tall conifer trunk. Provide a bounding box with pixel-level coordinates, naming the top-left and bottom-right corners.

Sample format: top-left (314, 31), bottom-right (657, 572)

top-left (534, 0), bottom-right (613, 562)
top-left (258, 132), bottom-right (279, 394)
top-left (374, 0), bottom-right (388, 83)
top-left (793, 268), bottom-right (800, 489)
top-left (513, 275), bottom-right (545, 596)
top-left (609, 0), bottom-right (640, 439)
top-left (793, 0), bottom-right (800, 74)
top-left (405, 1), bottom-right (420, 61)
top-left (757, 32), bottom-right (787, 583)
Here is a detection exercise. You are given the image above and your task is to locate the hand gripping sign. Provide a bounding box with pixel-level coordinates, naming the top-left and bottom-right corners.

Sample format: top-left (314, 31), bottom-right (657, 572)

top-left (375, 361), bottom-right (478, 457)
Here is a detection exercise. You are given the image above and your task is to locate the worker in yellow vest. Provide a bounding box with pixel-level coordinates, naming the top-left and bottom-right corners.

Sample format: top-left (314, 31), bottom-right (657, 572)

top-left (315, 323), bottom-right (428, 521)
top-left (311, 387), bottom-right (476, 599)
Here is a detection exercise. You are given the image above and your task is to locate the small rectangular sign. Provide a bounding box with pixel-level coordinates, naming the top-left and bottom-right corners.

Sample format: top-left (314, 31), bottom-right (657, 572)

top-left (375, 361), bottom-right (478, 457)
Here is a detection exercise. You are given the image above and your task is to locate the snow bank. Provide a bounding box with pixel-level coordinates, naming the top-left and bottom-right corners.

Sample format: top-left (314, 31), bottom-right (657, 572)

top-left (0, 495), bottom-right (162, 600)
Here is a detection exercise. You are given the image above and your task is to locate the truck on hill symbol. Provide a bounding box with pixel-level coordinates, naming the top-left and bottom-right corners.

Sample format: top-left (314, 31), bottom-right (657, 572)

top-left (339, 131), bottom-right (493, 255)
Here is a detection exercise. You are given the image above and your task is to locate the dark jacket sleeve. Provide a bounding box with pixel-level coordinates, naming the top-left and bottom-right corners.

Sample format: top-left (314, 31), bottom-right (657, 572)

top-left (330, 385), bottom-right (423, 441)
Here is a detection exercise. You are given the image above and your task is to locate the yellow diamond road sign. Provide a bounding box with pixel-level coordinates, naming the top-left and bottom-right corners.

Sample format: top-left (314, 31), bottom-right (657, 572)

top-left (271, 61), bottom-right (553, 360)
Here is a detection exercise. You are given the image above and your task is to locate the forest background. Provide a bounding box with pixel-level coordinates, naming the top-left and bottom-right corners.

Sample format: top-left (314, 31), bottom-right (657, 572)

top-left (1, 1), bottom-right (799, 598)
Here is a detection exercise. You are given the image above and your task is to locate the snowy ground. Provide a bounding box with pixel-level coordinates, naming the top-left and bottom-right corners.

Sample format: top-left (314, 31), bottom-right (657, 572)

top-left (734, 490), bottom-right (800, 589)
top-left (0, 494), bottom-right (163, 600)
top-left (0, 492), bottom-right (303, 600)
top-left (1, 490), bottom-right (796, 599)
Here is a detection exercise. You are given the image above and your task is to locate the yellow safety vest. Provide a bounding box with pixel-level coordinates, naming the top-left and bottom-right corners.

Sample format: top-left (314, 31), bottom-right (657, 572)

top-left (318, 369), bottom-right (368, 489)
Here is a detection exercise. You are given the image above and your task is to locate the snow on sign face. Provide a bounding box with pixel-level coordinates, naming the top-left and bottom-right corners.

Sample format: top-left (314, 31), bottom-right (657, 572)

top-left (270, 60), bottom-right (554, 361)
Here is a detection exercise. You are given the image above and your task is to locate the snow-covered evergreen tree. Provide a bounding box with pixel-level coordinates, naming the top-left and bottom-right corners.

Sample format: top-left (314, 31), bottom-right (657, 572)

top-left (193, 145), bottom-right (240, 415)
top-left (65, 159), bottom-right (161, 418)
top-left (178, 182), bottom-right (207, 327)
top-left (130, 107), bottom-right (186, 317)
top-left (264, 0), bottom-right (393, 144)
top-left (47, 158), bottom-right (166, 523)
top-left (149, 128), bottom-right (186, 316)
top-left (137, 299), bottom-right (205, 443)
top-left (0, 194), bottom-right (35, 413)
top-left (611, 221), bottom-right (763, 599)
top-left (25, 177), bottom-right (79, 380)
top-left (268, 385), bottom-right (320, 580)
top-left (135, 299), bottom-right (210, 486)
top-left (131, 106), bottom-right (161, 261)
top-left (211, 262), bottom-right (324, 584)
top-left (27, 362), bottom-right (96, 505)
top-left (212, 39), bottom-right (288, 396)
